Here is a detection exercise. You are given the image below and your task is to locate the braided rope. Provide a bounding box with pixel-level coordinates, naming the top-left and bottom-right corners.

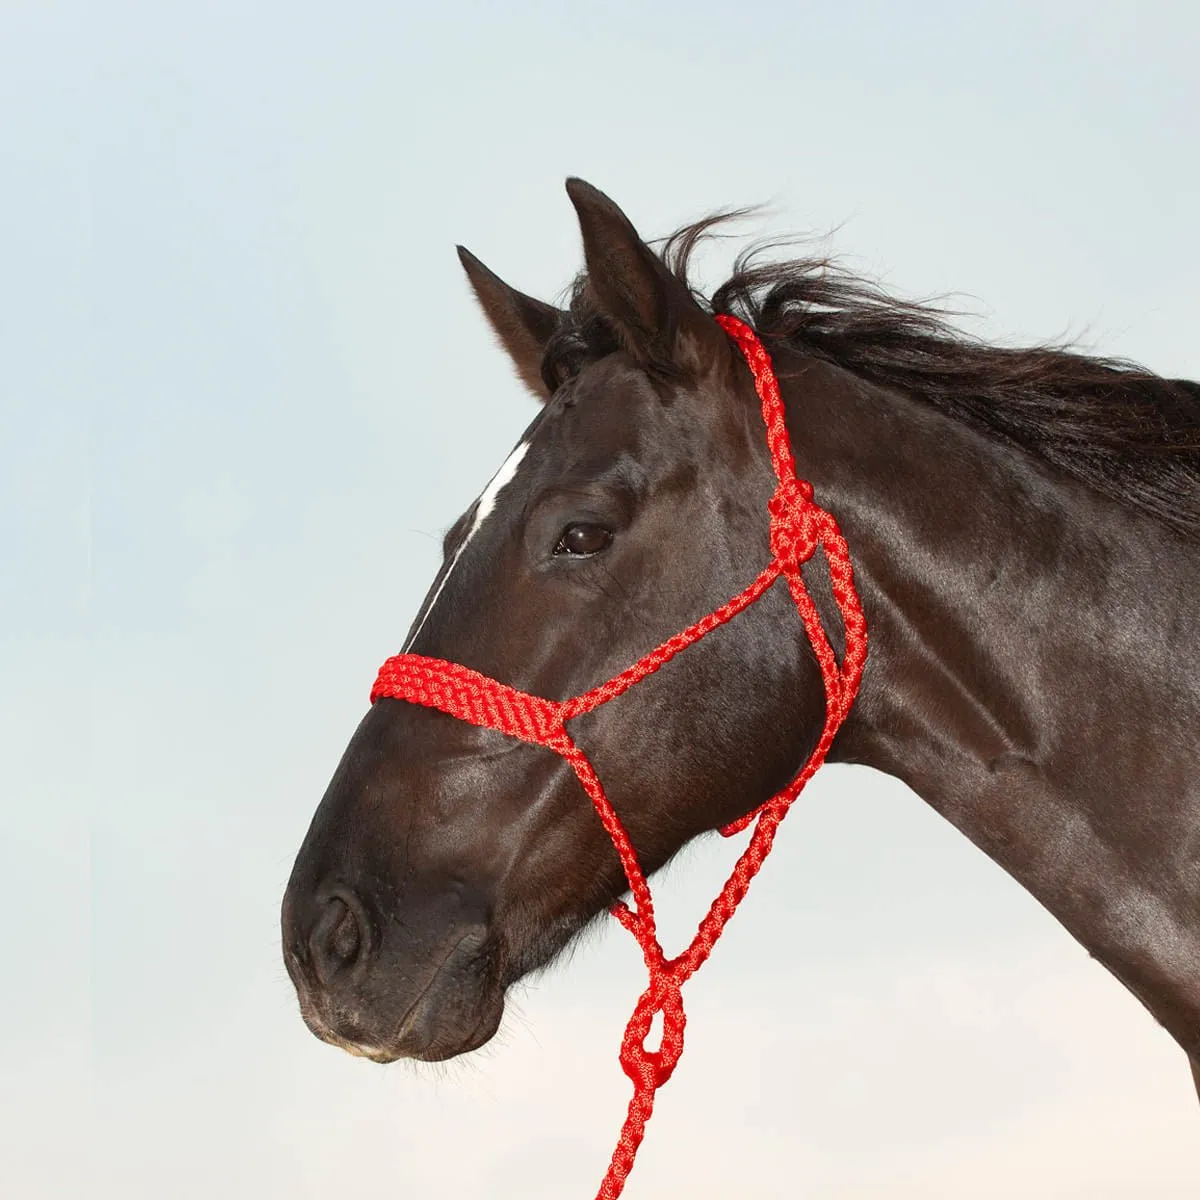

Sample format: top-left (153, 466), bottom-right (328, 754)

top-left (370, 315), bottom-right (868, 1198)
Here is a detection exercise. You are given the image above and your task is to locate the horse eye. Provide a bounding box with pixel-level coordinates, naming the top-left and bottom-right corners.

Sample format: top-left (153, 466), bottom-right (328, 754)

top-left (554, 523), bottom-right (613, 557)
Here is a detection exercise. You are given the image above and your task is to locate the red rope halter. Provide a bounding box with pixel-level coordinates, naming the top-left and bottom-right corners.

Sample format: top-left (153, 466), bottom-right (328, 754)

top-left (371, 315), bottom-right (868, 1198)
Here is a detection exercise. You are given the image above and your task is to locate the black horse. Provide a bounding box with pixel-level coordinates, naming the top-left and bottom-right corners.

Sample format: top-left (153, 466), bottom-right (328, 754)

top-left (282, 181), bottom-right (1200, 1130)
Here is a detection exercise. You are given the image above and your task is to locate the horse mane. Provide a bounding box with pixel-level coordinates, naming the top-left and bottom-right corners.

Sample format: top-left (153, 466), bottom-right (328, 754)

top-left (547, 216), bottom-right (1200, 540)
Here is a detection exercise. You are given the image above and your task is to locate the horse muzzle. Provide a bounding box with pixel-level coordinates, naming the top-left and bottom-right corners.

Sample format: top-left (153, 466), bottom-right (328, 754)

top-left (281, 879), bottom-right (505, 1063)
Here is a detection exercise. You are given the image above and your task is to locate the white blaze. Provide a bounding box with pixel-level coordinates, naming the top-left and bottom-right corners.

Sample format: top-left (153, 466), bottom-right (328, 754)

top-left (402, 439), bottom-right (531, 651)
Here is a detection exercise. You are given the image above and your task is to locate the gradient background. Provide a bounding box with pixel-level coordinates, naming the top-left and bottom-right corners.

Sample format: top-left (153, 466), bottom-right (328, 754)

top-left (4, 1), bottom-right (1198, 1195)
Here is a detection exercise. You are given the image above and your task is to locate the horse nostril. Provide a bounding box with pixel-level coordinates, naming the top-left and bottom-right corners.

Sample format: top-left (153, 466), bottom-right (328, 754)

top-left (331, 902), bottom-right (360, 962)
top-left (310, 892), bottom-right (369, 985)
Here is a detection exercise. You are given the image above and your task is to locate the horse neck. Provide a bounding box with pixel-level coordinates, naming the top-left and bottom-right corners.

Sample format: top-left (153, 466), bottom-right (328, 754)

top-left (776, 350), bottom-right (1200, 1058)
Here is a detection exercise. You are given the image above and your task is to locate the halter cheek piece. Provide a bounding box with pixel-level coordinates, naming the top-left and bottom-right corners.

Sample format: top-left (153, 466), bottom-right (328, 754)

top-left (371, 315), bottom-right (869, 1199)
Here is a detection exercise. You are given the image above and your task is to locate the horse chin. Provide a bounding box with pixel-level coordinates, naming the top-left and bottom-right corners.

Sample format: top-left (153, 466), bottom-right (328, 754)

top-left (301, 976), bottom-right (507, 1065)
top-left (363, 989), bottom-right (506, 1064)
top-left (360, 912), bottom-right (594, 1064)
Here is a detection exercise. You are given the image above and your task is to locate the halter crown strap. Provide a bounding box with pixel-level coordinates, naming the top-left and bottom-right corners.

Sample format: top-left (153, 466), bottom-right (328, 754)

top-left (371, 314), bottom-right (868, 1199)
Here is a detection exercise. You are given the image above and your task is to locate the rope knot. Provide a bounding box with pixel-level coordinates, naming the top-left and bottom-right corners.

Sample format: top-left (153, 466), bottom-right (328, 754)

top-left (768, 476), bottom-right (819, 569)
top-left (619, 971), bottom-right (686, 1088)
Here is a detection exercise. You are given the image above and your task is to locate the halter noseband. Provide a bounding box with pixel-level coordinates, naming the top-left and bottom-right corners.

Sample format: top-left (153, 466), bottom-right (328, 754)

top-left (371, 314), bottom-right (868, 1199)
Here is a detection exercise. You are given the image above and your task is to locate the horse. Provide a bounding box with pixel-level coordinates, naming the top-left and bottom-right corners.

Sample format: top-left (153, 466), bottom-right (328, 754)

top-left (282, 180), bottom-right (1200, 1161)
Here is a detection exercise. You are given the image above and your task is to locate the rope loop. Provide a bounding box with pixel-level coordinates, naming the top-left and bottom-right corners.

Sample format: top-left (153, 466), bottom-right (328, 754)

top-left (768, 475), bottom-right (819, 570)
top-left (619, 971), bottom-right (687, 1088)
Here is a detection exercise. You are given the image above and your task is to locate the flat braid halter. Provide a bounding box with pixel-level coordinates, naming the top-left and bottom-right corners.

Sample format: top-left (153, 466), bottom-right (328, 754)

top-left (370, 314), bottom-right (868, 1198)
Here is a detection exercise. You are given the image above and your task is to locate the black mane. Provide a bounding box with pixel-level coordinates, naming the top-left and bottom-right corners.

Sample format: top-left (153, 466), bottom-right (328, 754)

top-left (546, 218), bottom-right (1200, 540)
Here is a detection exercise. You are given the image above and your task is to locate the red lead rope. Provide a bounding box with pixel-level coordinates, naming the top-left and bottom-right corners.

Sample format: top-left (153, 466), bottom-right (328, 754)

top-left (371, 315), bottom-right (869, 1198)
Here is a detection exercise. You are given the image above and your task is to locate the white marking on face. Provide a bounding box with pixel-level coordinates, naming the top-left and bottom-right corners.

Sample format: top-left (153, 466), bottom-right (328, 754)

top-left (402, 439), bottom-right (531, 651)
top-left (470, 437), bottom-right (530, 537)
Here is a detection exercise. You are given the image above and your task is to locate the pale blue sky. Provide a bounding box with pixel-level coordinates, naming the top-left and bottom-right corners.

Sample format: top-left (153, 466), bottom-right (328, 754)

top-left (3, 1), bottom-right (1198, 1195)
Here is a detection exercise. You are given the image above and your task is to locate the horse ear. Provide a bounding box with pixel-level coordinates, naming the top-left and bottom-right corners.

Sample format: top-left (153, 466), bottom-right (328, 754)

top-left (564, 178), bottom-right (726, 376)
top-left (457, 246), bottom-right (562, 402)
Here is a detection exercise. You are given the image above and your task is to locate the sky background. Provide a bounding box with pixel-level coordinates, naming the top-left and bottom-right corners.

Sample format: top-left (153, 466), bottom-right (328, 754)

top-left (3, 1), bottom-right (1199, 1195)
